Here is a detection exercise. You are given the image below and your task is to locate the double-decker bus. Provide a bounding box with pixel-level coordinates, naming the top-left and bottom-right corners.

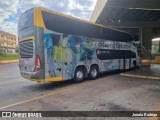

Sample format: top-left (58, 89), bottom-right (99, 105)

top-left (18, 7), bottom-right (141, 83)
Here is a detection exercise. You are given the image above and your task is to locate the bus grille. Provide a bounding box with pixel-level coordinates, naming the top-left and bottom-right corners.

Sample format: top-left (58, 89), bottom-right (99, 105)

top-left (19, 41), bottom-right (34, 58)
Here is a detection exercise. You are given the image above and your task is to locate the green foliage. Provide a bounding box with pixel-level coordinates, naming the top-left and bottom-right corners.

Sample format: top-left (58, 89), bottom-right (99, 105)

top-left (0, 53), bottom-right (19, 60)
top-left (152, 45), bottom-right (159, 54)
top-left (0, 49), bottom-right (6, 56)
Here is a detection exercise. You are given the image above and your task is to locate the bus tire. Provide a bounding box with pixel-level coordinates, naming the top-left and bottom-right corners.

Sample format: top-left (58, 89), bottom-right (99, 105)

top-left (89, 65), bottom-right (99, 80)
top-left (133, 61), bottom-right (137, 69)
top-left (73, 67), bottom-right (85, 83)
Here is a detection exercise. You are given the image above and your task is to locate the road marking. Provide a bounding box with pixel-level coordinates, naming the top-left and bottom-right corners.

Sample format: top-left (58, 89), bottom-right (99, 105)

top-left (0, 80), bottom-right (99, 110)
top-left (148, 76), bottom-right (160, 80)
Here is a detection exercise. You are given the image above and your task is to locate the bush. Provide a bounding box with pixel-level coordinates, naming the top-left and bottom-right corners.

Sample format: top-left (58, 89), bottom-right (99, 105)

top-left (0, 49), bottom-right (6, 56)
top-left (0, 53), bottom-right (19, 60)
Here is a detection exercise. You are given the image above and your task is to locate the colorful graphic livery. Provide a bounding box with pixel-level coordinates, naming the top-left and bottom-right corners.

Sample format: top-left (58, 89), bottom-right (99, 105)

top-left (18, 7), bottom-right (141, 83)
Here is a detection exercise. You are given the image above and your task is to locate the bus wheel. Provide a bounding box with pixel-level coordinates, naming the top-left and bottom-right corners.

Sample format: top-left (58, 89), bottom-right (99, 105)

top-left (89, 66), bottom-right (99, 80)
top-left (73, 67), bottom-right (85, 83)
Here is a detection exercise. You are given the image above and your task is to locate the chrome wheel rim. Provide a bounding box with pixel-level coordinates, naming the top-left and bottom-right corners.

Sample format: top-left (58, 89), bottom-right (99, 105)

top-left (76, 71), bottom-right (83, 80)
top-left (91, 69), bottom-right (97, 78)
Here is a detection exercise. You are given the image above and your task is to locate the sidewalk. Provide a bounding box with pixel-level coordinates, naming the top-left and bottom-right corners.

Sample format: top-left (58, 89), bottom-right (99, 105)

top-left (121, 64), bottom-right (160, 80)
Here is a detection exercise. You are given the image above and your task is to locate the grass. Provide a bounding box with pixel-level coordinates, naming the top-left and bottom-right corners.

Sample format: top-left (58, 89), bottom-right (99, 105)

top-left (0, 53), bottom-right (19, 60)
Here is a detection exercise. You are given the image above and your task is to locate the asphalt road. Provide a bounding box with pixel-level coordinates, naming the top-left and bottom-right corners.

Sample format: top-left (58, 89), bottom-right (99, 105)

top-left (0, 63), bottom-right (160, 119)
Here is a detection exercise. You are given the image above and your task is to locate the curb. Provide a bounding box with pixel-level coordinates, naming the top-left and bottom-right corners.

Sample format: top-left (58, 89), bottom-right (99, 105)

top-left (148, 76), bottom-right (160, 80)
top-left (0, 60), bottom-right (19, 64)
top-left (120, 73), bottom-right (160, 80)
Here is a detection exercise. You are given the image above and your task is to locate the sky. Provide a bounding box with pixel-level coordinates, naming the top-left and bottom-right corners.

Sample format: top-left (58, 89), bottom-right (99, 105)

top-left (0, 0), bottom-right (97, 35)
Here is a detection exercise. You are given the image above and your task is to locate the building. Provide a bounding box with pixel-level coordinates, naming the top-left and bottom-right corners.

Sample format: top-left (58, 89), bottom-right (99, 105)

top-left (90, 0), bottom-right (160, 60)
top-left (0, 30), bottom-right (17, 53)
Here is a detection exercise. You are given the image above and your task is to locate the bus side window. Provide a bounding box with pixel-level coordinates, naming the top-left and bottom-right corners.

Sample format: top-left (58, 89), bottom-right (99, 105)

top-left (131, 51), bottom-right (136, 58)
top-left (117, 50), bottom-right (123, 59)
top-left (126, 50), bottom-right (130, 59)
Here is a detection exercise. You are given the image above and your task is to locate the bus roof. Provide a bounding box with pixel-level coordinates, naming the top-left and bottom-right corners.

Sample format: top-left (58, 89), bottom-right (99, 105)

top-left (34, 7), bottom-right (132, 35)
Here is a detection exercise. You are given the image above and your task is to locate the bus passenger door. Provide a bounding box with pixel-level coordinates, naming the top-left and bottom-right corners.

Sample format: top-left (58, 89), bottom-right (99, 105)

top-left (119, 50), bottom-right (124, 70)
top-left (123, 51), bottom-right (126, 69)
top-left (124, 50), bottom-right (131, 69)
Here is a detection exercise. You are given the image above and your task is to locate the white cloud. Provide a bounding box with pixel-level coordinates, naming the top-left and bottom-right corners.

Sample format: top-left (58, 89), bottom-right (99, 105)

top-left (0, 0), bottom-right (19, 35)
top-left (58, 2), bottom-right (65, 7)
top-left (0, 0), bottom-right (97, 35)
top-left (0, 21), bottom-right (17, 35)
top-left (67, 0), bottom-right (97, 19)
top-left (0, 0), bottom-right (19, 22)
